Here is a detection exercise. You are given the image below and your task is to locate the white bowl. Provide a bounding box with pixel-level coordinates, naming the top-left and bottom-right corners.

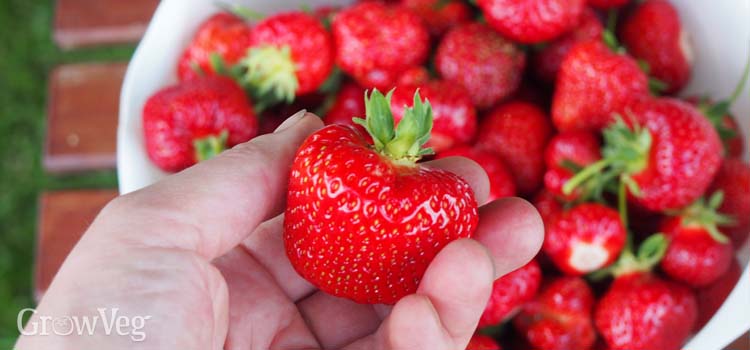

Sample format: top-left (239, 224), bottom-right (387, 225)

top-left (118, 0), bottom-right (750, 348)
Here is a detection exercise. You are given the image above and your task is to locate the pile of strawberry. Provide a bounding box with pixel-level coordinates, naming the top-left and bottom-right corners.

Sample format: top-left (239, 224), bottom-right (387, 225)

top-left (141, 0), bottom-right (750, 349)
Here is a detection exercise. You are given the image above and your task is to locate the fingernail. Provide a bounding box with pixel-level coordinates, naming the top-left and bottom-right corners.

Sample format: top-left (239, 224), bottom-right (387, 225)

top-left (275, 109), bottom-right (308, 133)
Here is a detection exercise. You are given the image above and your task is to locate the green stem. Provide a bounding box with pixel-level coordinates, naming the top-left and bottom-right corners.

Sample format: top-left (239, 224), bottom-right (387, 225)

top-left (618, 176), bottom-right (628, 229)
top-left (562, 158), bottom-right (611, 195)
top-left (728, 53), bottom-right (750, 105)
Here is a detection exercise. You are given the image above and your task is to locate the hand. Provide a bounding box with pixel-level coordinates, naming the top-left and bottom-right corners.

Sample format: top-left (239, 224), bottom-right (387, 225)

top-left (16, 112), bottom-right (543, 350)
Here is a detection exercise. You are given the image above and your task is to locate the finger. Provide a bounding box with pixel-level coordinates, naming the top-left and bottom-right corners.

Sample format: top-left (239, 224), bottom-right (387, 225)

top-left (297, 292), bottom-right (381, 349)
top-left (416, 238), bottom-right (495, 346)
top-left (474, 198), bottom-right (544, 277)
top-left (424, 156), bottom-right (490, 205)
top-left (343, 295), bottom-right (452, 350)
top-left (99, 112), bottom-right (323, 260)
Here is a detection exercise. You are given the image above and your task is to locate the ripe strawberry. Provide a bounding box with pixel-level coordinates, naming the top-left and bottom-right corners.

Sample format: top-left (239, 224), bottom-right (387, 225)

top-left (239, 11), bottom-right (333, 105)
top-left (696, 259), bottom-right (742, 330)
top-left (687, 96), bottom-right (746, 158)
top-left (564, 98), bottom-right (722, 212)
top-left (551, 41), bottom-right (649, 132)
top-left (390, 82), bottom-right (477, 152)
top-left (323, 82), bottom-right (366, 130)
top-left (532, 190), bottom-right (563, 226)
top-left (400, 0), bottom-right (472, 36)
top-left (284, 90), bottom-right (479, 304)
top-left (659, 193), bottom-right (734, 287)
top-left (513, 277), bottom-right (596, 350)
top-left (620, 0), bottom-right (693, 94)
top-left (479, 260), bottom-right (542, 328)
top-left (476, 102), bottom-right (553, 195)
top-left (332, 2), bottom-right (430, 90)
top-left (544, 203), bottom-right (626, 275)
top-left (710, 158), bottom-right (750, 246)
top-left (468, 334), bottom-right (503, 350)
top-left (397, 66), bottom-right (431, 86)
top-left (436, 23), bottom-right (526, 109)
top-left (587, 0), bottom-right (629, 8)
top-left (477, 0), bottom-right (585, 44)
top-left (438, 146), bottom-right (516, 203)
top-left (176, 13), bottom-right (252, 82)
top-left (142, 76), bottom-right (258, 172)
top-left (595, 272), bottom-right (697, 350)
top-left (533, 8), bottom-right (603, 83)
top-left (543, 131), bottom-right (601, 201)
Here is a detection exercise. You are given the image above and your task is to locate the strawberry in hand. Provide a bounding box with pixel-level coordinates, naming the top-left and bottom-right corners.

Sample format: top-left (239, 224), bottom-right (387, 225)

top-left (284, 90), bottom-right (479, 304)
top-left (238, 11), bottom-right (333, 107)
top-left (142, 76), bottom-right (258, 172)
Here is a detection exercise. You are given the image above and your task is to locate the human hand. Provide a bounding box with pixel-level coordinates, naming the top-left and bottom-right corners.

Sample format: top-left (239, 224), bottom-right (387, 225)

top-left (16, 112), bottom-right (543, 350)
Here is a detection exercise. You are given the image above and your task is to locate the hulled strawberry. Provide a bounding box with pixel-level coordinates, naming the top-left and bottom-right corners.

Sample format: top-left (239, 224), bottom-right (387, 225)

top-left (620, 0), bottom-right (693, 94)
top-left (564, 98), bottom-right (722, 212)
top-left (284, 90), bottom-right (478, 304)
top-left (544, 203), bottom-right (626, 275)
top-left (177, 13), bottom-right (252, 81)
top-left (543, 131), bottom-right (601, 201)
top-left (390, 82), bottom-right (477, 152)
top-left (238, 11), bottom-right (333, 106)
top-left (696, 259), bottom-right (742, 330)
top-left (476, 102), bottom-right (552, 195)
top-left (710, 158), bottom-right (750, 246)
top-left (400, 0), bottom-right (472, 36)
top-left (142, 76), bottom-right (258, 172)
top-left (477, 0), bottom-right (585, 44)
top-left (551, 40), bottom-right (649, 132)
top-left (323, 82), bottom-right (366, 130)
top-left (332, 2), bottom-right (430, 90)
top-left (468, 334), bottom-right (503, 350)
top-left (660, 193), bottom-right (734, 287)
top-left (438, 146), bottom-right (516, 203)
top-left (436, 23), bottom-right (526, 109)
top-left (513, 277), bottom-right (596, 350)
top-left (587, 0), bottom-right (629, 8)
top-left (595, 272), bottom-right (697, 350)
top-left (479, 260), bottom-right (542, 328)
top-left (533, 8), bottom-right (603, 83)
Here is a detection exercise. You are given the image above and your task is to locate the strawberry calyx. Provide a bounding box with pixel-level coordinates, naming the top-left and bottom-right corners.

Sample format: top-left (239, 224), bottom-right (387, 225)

top-left (353, 89), bottom-right (434, 164)
top-left (590, 233), bottom-right (668, 280)
top-left (194, 130), bottom-right (229, 161)
top-left (666, 191), bottom-right (734, 244)
top-left (238, 45), bottom-right (299, 110)
top-left (562, 118), bottom-right (651, 202)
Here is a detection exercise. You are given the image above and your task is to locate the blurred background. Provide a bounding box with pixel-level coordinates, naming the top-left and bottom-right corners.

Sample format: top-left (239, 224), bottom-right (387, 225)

top-left (0, 0), bottom-right (156, 345)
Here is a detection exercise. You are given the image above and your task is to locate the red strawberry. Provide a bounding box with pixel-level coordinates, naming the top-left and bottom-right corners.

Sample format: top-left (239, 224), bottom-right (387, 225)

top-left (332, 2), bottom-right (430, 90)
top-left (544, 203), bottom-right (626, 275)
top-left (476, 102), bottom-right (553, 195)
top-left (696, 259), bottom-right (742, 330)
top-left (390, 82), bottom-right (477, 152)
top-left (564, 98), bottom-right (722, 212)
top-left (142, 76), bottom-right (258, 172)
top-left (284, 90), bottom-right (478, 304)
top-left (587, 0), bottom-right (629, 8)
top-left (687, 96), bottom-right (746, 158)
top-left (595, 272), bottom-right (697, 350)
top-left (468, 334), bottom-right (503, 350)
top-left (710, 158), bottom-right (750, 246)
top-left (397, 66), bottom-right (431, 86)
top-left (533, 8), bottom-right (603, 83)
top-left (543, 131), bottom-right (601, 200)
top-left (240, 11), bottom-right (333, 104)
top-left (620, 0), bottom-right (693, 94)
top-left (551, 41), bottom-right (649, 132)
top-left (513, 277), bottom-right (596, 350)
top-left (659, 193), bottom-right (734, 287)
top-left (177, 13), bottom-right (252, 82)
top-left (532, 190), bottom-right (563, 226)
top-left (400, 0), bottom-right (472, 36)
top-left (479, 260), bottom-right (542, 328)
top-left (436, 23), bottom-right (526, 109)
top-left (323, 82), bottom-right (366, 130)
top-left (477, 0), bottom-right (585, 44)
top-left (438, 146), bottom-right (516, 203)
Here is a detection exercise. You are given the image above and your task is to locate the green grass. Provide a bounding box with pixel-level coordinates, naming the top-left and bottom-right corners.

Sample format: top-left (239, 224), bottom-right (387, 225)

top-left (0, 0), bottom-right (135, 343)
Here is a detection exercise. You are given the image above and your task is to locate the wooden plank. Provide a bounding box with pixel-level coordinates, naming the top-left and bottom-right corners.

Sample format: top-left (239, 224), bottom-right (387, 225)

top-left (44, 62), bottom-right (126, 173)
top-left (53, 0), bottom-right (159, 49)
top-left (35, 190), bottom-right (118, 302)
top-left (727, 332), bottom-right (750, 350)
